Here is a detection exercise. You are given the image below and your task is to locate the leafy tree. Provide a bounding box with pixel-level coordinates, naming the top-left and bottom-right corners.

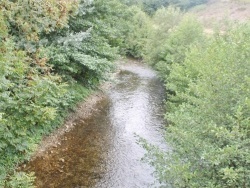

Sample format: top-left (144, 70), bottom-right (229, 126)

top-left (120, 0), bottom-right (208, 14)
top-left (44, 0), bottom-right (134, 84)
top-left (143, 6), bottom-right (184, 64)
top-left (141, 0), bottom-right (170, 14)
top-left (143, 8), bottom-right (204, 79)
top-left (168, 0), bottom-right (208, 9)
top-left (120, 0), bottom-right (169, 14)
top-left (155, 15), bottom-right (204, 78)
top-left (0, 0), bottom-right (79, 186)
top-left (123, 6), bottom-right (152, 58)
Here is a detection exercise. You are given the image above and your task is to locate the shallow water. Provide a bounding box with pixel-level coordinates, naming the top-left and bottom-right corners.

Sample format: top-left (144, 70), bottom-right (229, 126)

top-left (24, 62), bottom-right (166, 188)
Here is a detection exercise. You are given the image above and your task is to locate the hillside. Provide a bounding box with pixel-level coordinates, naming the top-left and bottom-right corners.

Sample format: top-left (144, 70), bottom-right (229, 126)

top-left (191, 0), bottom-right (250, 27)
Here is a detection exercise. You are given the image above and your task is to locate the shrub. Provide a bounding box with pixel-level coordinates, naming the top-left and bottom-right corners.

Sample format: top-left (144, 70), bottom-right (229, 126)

top-left (143, 23), bottom-right (250, 188)
top-left (0, 0), bottom-right (80, 186)
top-left (154, 15), bottom-right (204, 78)
top-left (143, 6), bottom-right (183, 65)
top-left (123, 6), bottom-right (152, 58)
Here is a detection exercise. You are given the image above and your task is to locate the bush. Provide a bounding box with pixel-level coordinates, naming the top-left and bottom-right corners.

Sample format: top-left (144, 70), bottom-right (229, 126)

top-left (144, 9), bottom-right (204, 79)
top-left (45, 0), bottom-right (135, 83)
top-left (0, 39), bottom-right (72, 186)
top-left (143, 6), bottom-right (183, 65)
top-left (155, 15), bottom-right (204, 78)
top-left (143, 23), bottom-right (250, 188)
top-left (123, 6), bottom-right (152, 58)
top-left (5, 172), bottom-right (35, 188)
top-left (168, 0), bottom-right (208, 10)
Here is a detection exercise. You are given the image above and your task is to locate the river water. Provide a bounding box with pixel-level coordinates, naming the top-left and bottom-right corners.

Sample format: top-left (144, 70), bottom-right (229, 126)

top-left (24, 61), bottom-right (166, 187)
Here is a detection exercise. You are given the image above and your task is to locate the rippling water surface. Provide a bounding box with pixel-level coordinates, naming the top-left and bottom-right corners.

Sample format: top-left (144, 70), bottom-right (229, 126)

top-left (24, 61), bottom-right (166, 188)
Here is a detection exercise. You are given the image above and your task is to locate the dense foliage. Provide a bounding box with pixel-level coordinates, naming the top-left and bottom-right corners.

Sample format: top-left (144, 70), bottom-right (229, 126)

top-left (123, 6), bottom-right (151, 58)
top-left (141, 8), bottom-right (250, 188)
top-left (44, 0), bottom-right (120, 85)
top-left (0, 0), bottom-right (78, 186)
top-left (168, 0), bottom-right (208, 9)
top-left (163, 24), bottom-right (250, 187)
top-left (143, 6), bottom-right (182, 64)
top-left (121, 0), bottom-right (208, 14)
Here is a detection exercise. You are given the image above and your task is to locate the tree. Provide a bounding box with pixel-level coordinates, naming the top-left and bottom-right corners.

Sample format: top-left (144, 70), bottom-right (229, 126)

top-left (123, 6), bottom-right (152, 58)
top-left (0, 0), bottom-right (78, 186)
top-left (143, 6), bottom-right (183, 65)
top-left (168, 0), bottom-right (208, 9)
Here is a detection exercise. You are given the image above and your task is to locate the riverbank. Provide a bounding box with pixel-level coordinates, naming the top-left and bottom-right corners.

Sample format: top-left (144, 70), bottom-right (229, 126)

top-left (5, 61), bottom-right (120, 187)
top-left (29, 91), bottom-right (108, 159)
top-left (26, 59), bottom-right (132, 160)
top-left (20, 59), bottom-right (166, 187)
top-left (21, 62), bottom-right (124, 162)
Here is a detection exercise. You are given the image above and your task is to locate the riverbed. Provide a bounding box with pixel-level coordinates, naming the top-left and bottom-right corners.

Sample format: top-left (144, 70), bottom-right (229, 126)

top-left (23, 60), bottom-right (166, 187)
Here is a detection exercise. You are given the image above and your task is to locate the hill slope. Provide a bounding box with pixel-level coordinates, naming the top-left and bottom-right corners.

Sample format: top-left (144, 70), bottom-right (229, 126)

top-left (191, 0), bottom-right (250, 26)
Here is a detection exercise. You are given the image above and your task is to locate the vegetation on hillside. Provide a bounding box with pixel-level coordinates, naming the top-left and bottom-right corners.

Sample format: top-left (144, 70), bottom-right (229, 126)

top-left (121, 0), bottom-right (208, 14)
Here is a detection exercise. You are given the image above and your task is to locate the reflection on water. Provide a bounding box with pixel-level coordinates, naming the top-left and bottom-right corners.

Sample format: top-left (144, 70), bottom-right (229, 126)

top-left (23, 62), bottom-right (166, 187)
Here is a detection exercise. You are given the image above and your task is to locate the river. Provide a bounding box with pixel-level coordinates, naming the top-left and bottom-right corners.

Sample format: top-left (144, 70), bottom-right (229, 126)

top-left (24, 60), bottom-right (166, 188)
